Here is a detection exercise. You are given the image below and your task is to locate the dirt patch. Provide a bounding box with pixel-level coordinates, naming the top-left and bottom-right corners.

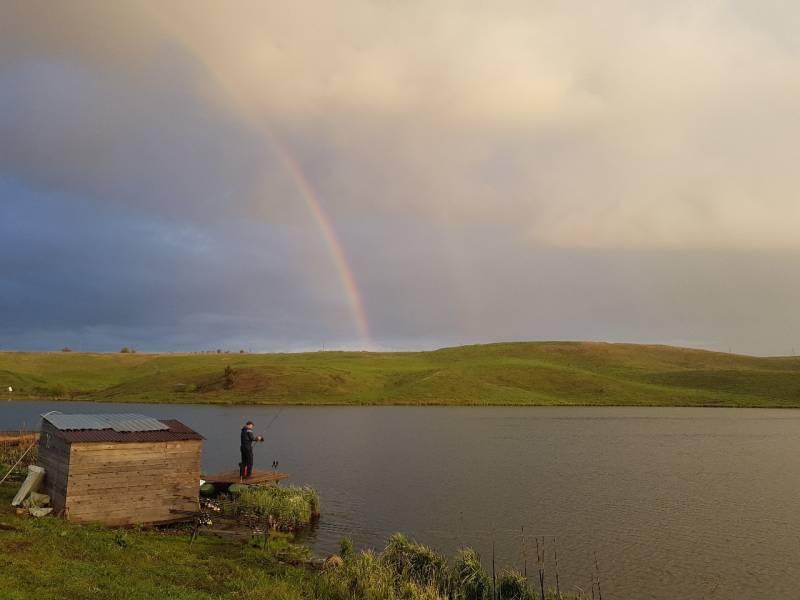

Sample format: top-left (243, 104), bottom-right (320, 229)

top-left (3, 539), bottom-right (32, 551)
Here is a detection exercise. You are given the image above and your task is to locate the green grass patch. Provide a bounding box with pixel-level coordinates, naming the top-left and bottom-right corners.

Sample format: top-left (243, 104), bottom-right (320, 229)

top-left (3, 341), bottom-right (800, 406)
top-left (228, 485), bottom-right (321, 531)
top-left (316, 533), bottom-right (582, 600)
top-left (0, 483), bottom-right (587, 600)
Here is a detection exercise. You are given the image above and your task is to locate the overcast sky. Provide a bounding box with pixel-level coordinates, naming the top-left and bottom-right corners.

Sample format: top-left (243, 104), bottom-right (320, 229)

top-left (2, 1), bottom-right (800, 355)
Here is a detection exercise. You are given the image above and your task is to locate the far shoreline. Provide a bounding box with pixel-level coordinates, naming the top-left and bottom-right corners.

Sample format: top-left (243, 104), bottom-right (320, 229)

top-left (6, 397), bottom-right (800, 409)
top-left (4, 341), bottom-right (800, 408)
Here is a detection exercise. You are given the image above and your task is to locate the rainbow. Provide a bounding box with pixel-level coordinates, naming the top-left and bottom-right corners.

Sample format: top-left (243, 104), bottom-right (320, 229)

top-left (140, 18), bottom-right (372, 347)
top-left (266, 137), bottom-right (372, 347)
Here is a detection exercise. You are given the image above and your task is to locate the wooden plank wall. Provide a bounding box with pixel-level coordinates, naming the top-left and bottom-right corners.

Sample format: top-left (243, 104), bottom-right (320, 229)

top-left (65, 440), bottom-right (201, 526)
top-left (37, 422), bottom-right (71, 513)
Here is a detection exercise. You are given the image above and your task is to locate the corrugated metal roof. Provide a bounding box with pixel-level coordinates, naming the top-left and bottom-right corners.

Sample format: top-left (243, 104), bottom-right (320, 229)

top-left (43, 413), bottom-right (169, 432)
top-left (44, 419), bottom-right (203, 443)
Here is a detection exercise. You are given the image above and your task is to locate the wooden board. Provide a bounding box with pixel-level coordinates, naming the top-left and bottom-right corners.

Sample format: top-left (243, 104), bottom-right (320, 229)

top-left (63, 438), bottom-right (201, 526)
top-left (37, 424), bottom-right (72, 512)
top-left (202, 469), bottom-right (289, 485)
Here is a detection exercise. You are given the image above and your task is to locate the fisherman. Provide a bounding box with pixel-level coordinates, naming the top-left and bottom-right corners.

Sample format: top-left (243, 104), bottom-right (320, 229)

top-left (239, 420), bottom-right (264, 479)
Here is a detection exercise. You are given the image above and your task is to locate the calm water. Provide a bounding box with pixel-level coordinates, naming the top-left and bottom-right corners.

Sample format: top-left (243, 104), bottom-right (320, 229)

top-left (3, 401), bottom-right (800, 599)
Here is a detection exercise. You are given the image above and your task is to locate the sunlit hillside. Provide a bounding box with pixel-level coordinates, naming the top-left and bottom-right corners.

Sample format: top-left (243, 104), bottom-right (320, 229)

top-left (3, 342), bottom-right (800, 407)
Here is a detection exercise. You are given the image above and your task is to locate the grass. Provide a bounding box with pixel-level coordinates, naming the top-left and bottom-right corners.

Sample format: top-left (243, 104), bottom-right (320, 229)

top-left (228, 485), bottom-right (321, 531)
top-left (0, 482), bottom-right (588, 600)
top-left (0, 481), bottom-right (310, 600)
top-left (3, 340), bottom-right (800, 406)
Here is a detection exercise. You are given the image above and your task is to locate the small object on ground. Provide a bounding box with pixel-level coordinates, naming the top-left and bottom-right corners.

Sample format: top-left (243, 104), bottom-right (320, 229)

top-left (22, 492), bottom-right (50, 508)
top-left (324, 555), bottom-right (344, 569)
top-left (12, 465), bottom-right (45, 507)
top-left (29, 507), bottom-right (53, 518)
top-left (199, 483), bottom-right (216, 497)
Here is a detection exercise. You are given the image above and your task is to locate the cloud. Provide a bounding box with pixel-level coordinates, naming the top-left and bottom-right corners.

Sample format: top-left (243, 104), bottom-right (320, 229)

top-left (6, 1), bottom-right (800, 245)
top-left (136, 0), bottom-right (800, 249)
top-left (2, 1), bottom-right (800, 352)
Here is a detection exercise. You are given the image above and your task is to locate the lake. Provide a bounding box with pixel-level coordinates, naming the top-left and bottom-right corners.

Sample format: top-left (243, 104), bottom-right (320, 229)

top-left (3, 401), bottom-right (800, 599)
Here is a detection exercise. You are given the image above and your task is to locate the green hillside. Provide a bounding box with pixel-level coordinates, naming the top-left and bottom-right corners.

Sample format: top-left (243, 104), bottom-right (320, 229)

top-left (2, 341), bottom-right (800, 406)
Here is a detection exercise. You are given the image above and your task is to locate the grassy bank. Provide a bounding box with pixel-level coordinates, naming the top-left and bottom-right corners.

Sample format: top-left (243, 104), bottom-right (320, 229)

top-left (3, 341), bottom-right (800, 407)
top-left (227, 484), bottom-right (321, 531)
top-left (0, 481), bottom-right (304, 599)
top-left (0, 483), bottom-right (583, 600)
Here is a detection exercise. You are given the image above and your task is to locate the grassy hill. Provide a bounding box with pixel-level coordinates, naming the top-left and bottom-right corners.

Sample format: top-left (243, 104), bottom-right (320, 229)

top-left (2, 341), bottom-right (800, 406)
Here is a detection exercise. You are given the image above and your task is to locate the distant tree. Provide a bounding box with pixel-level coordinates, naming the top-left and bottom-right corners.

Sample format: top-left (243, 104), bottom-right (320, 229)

top-left (223, 365), bottom-right (236, 389)
top-left (216, 349), bottom-right (222, 354)
top-left (120, 347), bottom-right (131, 353)
top-left (50, 383), bottom-right (68, 398)
top-left (61, 346), bottom-right (73, 352)
top-left (239, 349), bottom-right (245, 354)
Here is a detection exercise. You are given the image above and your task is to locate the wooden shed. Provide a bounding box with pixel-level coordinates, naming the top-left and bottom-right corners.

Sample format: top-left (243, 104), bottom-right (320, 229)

top-left (37, 413), bottom-right (203, 526)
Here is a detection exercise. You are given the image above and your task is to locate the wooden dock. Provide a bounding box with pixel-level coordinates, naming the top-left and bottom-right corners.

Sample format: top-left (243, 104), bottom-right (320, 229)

top-left (202, 469), bottom-right (289, 485)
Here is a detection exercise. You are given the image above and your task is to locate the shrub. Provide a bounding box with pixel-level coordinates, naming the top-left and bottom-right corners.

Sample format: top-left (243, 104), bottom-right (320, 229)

top-left (497, 569), bottom-right (533, 600)
top-left (120, 347), bottom-right (131, 353)
top-left (315, 535), bottom-right (585, 600)
top-left (452, 547), bottom-right (490, 600)
top-left (321, 550), bottom-right (396, 600)
top-left (50, 383), bottom-right (69, 398)
top-left (61, 346), bottom-right (72, 352)
top-left (340, 536), bottom-right (354, 560)
top-left (229, 485), bottom-right (320, 531)
top-left (382, 533), bottom-right (449, 593)
top-left (223, 366), bottom-right (235, 389)
top-left (319, 540), bottom-right (452, 600)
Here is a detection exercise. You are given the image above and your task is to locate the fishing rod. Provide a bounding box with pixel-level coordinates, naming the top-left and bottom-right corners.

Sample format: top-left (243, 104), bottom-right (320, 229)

top-left (263, 406), bottom-right (284, 432)
top-left (249, 407), bottom-right (283, 444)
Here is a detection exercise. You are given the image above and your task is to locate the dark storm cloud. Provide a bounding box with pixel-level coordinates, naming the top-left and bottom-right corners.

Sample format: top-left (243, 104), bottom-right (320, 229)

top-left (0, 54), bottom-right (272, 222)
top-left (0, 180), bottom-right (359, 351)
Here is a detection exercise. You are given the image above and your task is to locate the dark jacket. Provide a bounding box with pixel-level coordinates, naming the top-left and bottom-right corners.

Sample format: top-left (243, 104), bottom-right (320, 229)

top-left (241, 427), bottom-right (256, 449)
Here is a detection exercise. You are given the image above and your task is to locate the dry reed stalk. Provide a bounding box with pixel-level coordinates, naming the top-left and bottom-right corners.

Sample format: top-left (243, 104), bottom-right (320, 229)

top-left (492, 538), bottom-right (497, 600)
top-left (521, 526), bottom-right (527, 579)
top-left (554, 536), bottom-right (561, 599)
top-left (594, 552), bottom-right (603, 600)
top-left (536, 536), bottom-right (546, 600)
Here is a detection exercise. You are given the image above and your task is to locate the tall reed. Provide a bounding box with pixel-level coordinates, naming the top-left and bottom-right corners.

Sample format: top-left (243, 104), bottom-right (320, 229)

top-left (316, 533), bottom-right (594, 600)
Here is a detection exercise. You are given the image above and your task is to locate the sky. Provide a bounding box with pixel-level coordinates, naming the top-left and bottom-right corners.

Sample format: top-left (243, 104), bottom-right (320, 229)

top-left (2, 1), bottom-right (800, 355)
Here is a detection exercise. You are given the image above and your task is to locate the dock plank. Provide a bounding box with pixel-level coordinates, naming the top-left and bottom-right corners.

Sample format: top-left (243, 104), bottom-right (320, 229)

top-left (202, 469), bottom-right (289, 485)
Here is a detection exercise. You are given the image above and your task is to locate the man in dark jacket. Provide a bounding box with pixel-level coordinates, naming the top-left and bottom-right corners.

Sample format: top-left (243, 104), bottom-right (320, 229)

top-left (239, 421), bottom-right (263, 479)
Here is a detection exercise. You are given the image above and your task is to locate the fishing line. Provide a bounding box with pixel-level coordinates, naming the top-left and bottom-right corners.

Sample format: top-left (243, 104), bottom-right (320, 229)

top-left (256, 406), bottom-right (284, 470)
top-left (263, 406), bottom-right (284, 431)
